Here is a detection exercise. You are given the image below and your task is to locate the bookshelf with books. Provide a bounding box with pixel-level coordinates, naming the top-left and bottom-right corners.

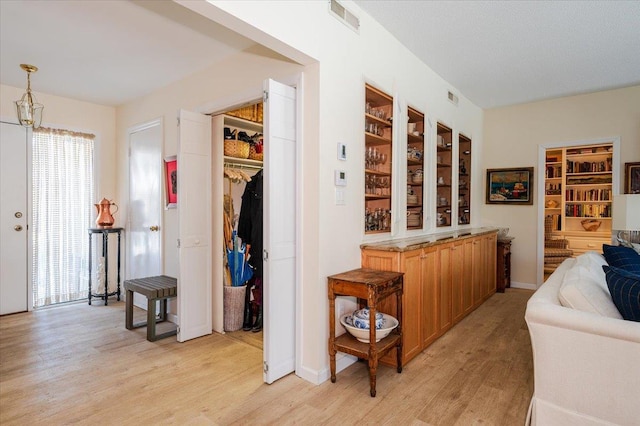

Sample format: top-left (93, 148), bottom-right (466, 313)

top-left (545, 143), bottom-right (613, 255)
top-left (544, 149), bottom-right (563, 233)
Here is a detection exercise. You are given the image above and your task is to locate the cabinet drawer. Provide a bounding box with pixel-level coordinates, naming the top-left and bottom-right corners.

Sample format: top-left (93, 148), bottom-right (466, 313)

top-left (567, 238), bottom-right (608, 253)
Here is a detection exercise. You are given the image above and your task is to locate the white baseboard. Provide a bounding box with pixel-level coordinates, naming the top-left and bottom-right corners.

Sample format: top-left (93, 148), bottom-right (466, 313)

top-left (511, 281), bottom-right (537, 290)
top-left (296, 353), bottom-right (357, 385)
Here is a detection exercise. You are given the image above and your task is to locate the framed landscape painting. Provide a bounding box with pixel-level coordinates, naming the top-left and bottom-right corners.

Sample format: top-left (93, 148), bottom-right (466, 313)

top-left (486, 167), bottom-right (534, 205)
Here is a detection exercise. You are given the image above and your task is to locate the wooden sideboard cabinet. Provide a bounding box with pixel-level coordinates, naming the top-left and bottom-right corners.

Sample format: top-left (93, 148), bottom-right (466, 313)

top-left (496, 237), bottom-right (513, 292)
top-left (361, 230), bottom-right (498, 366)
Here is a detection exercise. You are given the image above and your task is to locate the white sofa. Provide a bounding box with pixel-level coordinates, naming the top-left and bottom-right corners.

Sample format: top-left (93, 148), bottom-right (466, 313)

top-left (525, 252), bottom-right (640, 426)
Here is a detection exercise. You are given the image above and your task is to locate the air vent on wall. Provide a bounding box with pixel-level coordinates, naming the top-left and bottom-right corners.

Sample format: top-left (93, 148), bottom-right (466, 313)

top-left (329, 0), bottom-right (360, 33)
top-left (448, 90), bottom-right (459, 106)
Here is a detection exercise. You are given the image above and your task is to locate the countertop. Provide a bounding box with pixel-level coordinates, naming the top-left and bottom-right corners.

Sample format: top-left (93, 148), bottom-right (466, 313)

top-left (360, 227), bottom-right (499, 252)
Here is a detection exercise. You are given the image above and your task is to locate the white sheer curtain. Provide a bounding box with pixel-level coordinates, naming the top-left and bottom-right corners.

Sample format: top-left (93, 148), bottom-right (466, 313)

top-left (32, 127), bottom-right (94, 307)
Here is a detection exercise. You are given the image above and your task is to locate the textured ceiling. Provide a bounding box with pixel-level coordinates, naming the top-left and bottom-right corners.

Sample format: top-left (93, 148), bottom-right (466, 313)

top-left (354, 0), bottom-right (640, 108)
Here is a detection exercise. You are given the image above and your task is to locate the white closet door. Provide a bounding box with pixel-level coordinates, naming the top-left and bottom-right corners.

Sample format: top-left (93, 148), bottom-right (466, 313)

top-left (263, 79), bottom-right (297, 383)
top-left (127, 120), bottom-right (162, 285)
top-left (177, 109), bottom-right (212, 342)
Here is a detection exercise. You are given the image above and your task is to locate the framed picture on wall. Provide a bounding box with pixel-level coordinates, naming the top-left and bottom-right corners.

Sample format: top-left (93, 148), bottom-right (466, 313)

top-left (164, 155), bottom-right (177, 209)
top-left (486, 167), bottom-right (534, 205)
top-left (625, 162), bottom-right (640, 194)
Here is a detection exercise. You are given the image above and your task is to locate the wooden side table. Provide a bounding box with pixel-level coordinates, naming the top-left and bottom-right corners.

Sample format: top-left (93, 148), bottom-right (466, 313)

top-left (328, 268), bottom-right (403, 397)
top-left (496, 237), bottom-right (513, 293)
top-left (88, 227), bottom-right (123, 305)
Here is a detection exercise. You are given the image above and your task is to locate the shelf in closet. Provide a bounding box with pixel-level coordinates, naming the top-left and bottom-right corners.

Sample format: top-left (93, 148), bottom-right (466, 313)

top-left (223, 156), bottom-right (263, 167)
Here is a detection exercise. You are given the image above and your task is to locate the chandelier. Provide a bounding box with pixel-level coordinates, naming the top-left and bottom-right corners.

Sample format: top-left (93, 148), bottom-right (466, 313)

top-left (15, 64), bottom-right (44, 128)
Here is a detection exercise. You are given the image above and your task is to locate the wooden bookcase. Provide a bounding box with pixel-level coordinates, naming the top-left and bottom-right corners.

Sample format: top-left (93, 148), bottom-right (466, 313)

top-left (545, 143), bottom-right (613, 255)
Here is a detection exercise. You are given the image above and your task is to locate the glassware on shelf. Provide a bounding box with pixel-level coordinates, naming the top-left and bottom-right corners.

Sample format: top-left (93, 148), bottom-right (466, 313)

top-left (365, 208), bottom-right (391, 232)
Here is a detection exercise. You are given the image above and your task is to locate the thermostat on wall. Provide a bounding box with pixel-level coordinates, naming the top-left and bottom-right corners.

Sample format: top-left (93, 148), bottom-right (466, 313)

top-left (335, 170), bottom-right (347, 186)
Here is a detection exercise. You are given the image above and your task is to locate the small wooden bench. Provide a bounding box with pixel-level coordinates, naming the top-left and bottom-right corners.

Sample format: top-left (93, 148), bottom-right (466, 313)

top-left (124, 275), bottom-right (177, 342)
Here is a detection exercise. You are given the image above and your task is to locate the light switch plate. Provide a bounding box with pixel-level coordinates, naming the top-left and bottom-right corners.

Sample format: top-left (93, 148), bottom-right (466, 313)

top-left (335, 170), bottom-right (347, 186)
top-left (337, 143), bottom-right (346, 161)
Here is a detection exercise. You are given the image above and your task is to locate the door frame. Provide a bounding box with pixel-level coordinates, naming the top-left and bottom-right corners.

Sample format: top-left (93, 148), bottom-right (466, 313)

top-left (536, 136), bottom-right (620, 287)
top-left (201, 72), bottom-right (304, 379)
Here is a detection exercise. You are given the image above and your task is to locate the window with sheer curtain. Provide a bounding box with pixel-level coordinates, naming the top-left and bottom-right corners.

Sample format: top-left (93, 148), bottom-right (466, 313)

top-left (32, 127), bottom-right (95, 307)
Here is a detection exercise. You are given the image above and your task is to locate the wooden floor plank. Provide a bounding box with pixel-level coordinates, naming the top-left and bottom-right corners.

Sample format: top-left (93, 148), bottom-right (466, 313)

top-left (0, 289), bottom-right (534, 425)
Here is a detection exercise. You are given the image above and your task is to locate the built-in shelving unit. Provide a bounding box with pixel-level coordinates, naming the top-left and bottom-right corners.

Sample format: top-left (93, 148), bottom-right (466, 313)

top-left (436, 123), bottom-right (452, 228)
top-left (545, 143), bottom-right (613, 255)
top-left (406, 107), bottom-right (425, 230)
top-left (364, 84), bottom-right (393, 234)
top-left (458, 134), bottom-right (471, 225)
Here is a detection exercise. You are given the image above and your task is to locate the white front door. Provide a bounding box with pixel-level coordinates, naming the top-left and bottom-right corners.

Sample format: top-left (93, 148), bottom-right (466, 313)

top-left (177, 109), bottom-right (212, 342)
top-left (263, 79), bottom-right (297, 384)
top-left (127, 120), bottom-right (163, 307)
top-left (0, 122), bottom-right (29, 315)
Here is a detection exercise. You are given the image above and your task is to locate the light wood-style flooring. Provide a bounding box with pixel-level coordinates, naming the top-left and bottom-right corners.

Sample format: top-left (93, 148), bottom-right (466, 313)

top-left (0, 289), bottom-right (534, 425)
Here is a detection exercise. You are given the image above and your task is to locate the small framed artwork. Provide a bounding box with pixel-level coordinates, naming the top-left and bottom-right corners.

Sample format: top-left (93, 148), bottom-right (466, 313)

top-left (624, 162), bottom-right (640, 194)
top-left (164, 155), bottom-right (177, 209)
top-left (486, 167), bottom-right (534, 205)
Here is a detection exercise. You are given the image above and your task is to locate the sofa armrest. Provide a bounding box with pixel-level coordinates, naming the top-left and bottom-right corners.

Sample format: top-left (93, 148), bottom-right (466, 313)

top-left (525, 259), bottom-right (640, 425)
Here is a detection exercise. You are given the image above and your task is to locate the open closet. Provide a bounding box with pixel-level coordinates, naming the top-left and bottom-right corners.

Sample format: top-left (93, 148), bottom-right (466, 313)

top-left (181, 78), bottom-right (297, 384)
top-left (218, 104), bottom-right (265, 345)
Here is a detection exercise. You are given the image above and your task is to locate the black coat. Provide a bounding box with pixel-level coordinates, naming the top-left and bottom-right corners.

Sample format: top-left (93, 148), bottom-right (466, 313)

top-left (237, 170), bottom-right (263, 276)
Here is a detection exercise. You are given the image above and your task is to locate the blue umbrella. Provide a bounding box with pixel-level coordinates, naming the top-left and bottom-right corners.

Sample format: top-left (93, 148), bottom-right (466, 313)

top-left (226, 230), bottom-right (253, 286)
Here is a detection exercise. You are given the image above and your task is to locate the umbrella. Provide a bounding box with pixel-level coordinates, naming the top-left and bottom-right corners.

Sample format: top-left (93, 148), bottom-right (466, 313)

top-left (226, 230), bottom-right (253, 286)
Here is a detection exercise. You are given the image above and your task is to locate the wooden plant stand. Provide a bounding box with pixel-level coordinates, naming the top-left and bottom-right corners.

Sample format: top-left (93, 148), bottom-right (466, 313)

top-left (328, 268), bottom-right (403, 397)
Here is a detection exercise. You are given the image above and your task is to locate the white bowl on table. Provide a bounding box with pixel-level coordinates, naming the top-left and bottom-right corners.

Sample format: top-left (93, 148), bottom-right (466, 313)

top-left (340, 313), bottom-right (398, 343)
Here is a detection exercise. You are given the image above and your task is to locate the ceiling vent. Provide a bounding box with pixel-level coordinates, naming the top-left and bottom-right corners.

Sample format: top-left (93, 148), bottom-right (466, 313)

top-left (448, 90), bottom-right (459, 106)
top-left (329, 0), bottom-right (360, 33)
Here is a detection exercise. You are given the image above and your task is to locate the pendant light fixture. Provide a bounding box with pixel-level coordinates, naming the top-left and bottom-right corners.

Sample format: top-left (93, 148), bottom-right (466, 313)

top-left (15, 64), bottom-right (44, 128)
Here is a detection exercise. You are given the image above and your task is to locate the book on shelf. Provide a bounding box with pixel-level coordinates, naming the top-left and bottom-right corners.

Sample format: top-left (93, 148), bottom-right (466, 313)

top-left (566, 159), bottom-right (612, 174)
top-left (566, 188), bottom-right (611, 201)
top-left (565, 203), bottom-right (611, 218)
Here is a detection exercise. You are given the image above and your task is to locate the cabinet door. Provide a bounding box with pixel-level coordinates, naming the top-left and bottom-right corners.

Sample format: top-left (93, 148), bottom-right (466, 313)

top-left (421, 246), bottom-right (439, 347)
top-left (402, 249), bottom-right (424, 362)
top-left (472, 236), bottom-right (483, 307)
top-left (451, 240), bottom-right (465, 324)
top-left (462, 238), bottom-right (474, 315)
top-left (485, 233), bottom-right (497, 297)
top-left (438, 243), bottom-right (453, 334)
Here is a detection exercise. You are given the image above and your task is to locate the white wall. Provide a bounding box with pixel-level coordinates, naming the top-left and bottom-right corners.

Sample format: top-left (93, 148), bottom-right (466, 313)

top-left (186, 0), bottom-right (485, 383)
top-left (483, 85), bottom-right (640, 288)
top-left (115, 49), bottom-right (304, 280)
top-left (1, 84), bottom-right (117, 201)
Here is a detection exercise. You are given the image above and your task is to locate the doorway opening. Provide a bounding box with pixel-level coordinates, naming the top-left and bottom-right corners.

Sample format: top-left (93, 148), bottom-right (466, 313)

top-left (220, 101), bottom-right (265, 350)
top-left (537, 138), bottom-right (620, 285)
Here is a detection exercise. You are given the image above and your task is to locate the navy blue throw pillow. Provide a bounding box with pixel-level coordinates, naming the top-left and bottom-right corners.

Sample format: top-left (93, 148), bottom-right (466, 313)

top-left (603, 265), bottom-right (640, 322)
top-left (602, 244), bottom-right (640, 274)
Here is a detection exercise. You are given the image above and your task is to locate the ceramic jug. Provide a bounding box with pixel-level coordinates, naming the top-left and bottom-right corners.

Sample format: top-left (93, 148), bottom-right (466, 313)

top-left (95, 198), bottom-right (118, 228)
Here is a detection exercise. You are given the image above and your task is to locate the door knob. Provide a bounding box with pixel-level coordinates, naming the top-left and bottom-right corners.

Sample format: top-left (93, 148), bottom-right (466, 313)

top-left (14, 225), bottom-right (23, 232)
top-left (149, 225), bottom-right (159, 232)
